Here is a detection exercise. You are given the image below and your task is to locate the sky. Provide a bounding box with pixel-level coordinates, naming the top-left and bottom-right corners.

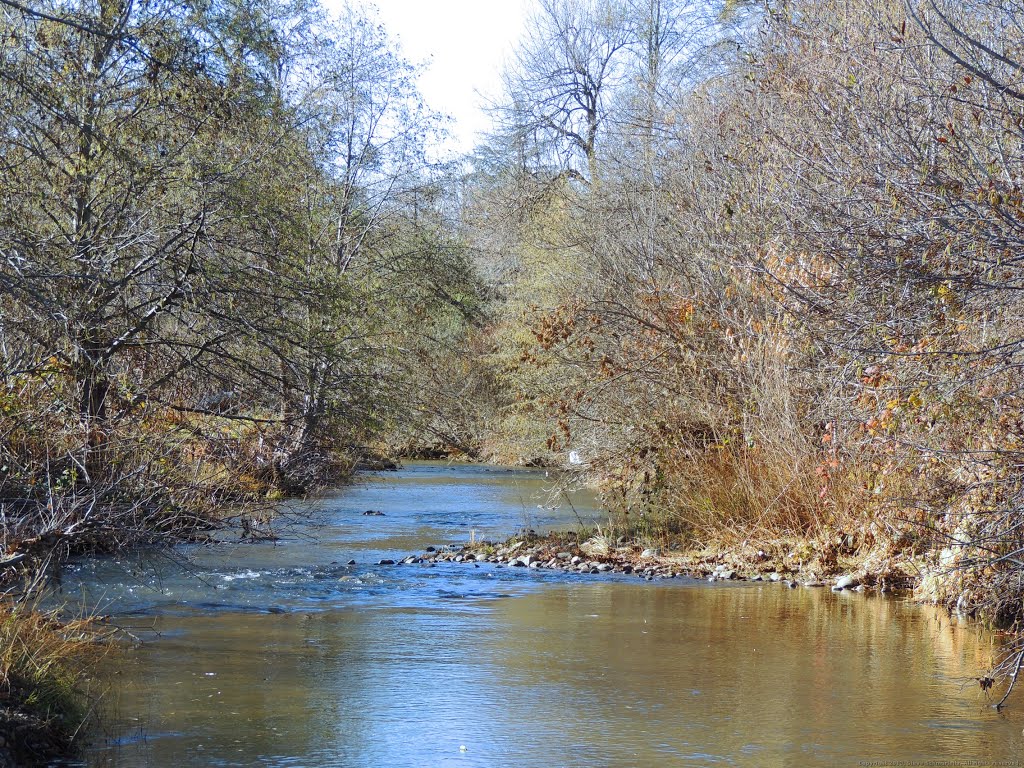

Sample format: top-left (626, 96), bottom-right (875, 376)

top-left (346, 0), bottom-right (533, 155)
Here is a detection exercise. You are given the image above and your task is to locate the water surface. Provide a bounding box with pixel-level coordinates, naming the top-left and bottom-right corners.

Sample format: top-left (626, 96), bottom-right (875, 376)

top-left (66, 463), bottom-right (1024, 767)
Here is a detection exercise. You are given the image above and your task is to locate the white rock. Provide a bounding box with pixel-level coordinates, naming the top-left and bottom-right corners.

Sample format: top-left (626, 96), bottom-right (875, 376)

top-left (834, 574), bottom-right (859, 590)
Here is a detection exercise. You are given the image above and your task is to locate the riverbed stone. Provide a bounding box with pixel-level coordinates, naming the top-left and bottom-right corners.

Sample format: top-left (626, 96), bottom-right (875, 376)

top-left (571, 555), bottom-right (583, 565)
top-left (834, 574), bottom-right (859, 590)
top-left (557, 552), bottom-right (571, 560)
top-left (377, 559), bottom-right (395, 565)
top-left (597, 563), bottom-right (612, 572)
top-left (640, 548), bottom-right (660, 559)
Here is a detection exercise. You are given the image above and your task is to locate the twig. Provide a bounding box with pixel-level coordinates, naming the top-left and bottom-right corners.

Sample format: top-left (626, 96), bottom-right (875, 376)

top-left (995, 647), bottom-right (1024, 711)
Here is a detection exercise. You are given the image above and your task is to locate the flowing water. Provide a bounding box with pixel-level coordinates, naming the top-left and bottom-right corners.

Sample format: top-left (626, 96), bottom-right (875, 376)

top-left (62, 462), bottom-right (1024, 767)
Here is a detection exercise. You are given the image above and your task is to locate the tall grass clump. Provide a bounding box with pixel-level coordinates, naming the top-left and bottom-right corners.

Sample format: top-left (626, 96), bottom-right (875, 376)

top-left (0, 603), bottom-right (107, 765)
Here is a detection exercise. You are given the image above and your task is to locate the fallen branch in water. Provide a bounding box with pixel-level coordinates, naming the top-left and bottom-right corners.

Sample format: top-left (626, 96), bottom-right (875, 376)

top-left (995, 646), bottom-right (1024, 711)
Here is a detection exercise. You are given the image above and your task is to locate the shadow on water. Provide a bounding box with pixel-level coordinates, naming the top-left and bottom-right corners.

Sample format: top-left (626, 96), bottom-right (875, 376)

top-left (60, 463), bottom-right (1024, 767)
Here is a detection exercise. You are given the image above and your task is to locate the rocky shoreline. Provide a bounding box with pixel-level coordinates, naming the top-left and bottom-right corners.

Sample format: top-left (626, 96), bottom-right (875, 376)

top-left (378, 532), bottom-right (915, 595)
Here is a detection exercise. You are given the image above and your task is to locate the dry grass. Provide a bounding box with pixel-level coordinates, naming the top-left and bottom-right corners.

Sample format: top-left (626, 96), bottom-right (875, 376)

top-left (0, 603), bottom-right (109, 760)
top-left (664, 446), bottom-right (861, 542)
top-left (597, 436), bottom-right (871, 553)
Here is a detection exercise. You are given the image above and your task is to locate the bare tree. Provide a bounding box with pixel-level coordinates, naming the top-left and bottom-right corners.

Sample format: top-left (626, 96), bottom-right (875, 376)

top-left (497, 0), bottom-right (633, 183)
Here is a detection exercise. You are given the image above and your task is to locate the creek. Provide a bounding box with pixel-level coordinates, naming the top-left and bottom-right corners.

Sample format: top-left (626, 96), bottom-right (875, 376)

top-left (60, 462), bottom-right (1024, 767)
